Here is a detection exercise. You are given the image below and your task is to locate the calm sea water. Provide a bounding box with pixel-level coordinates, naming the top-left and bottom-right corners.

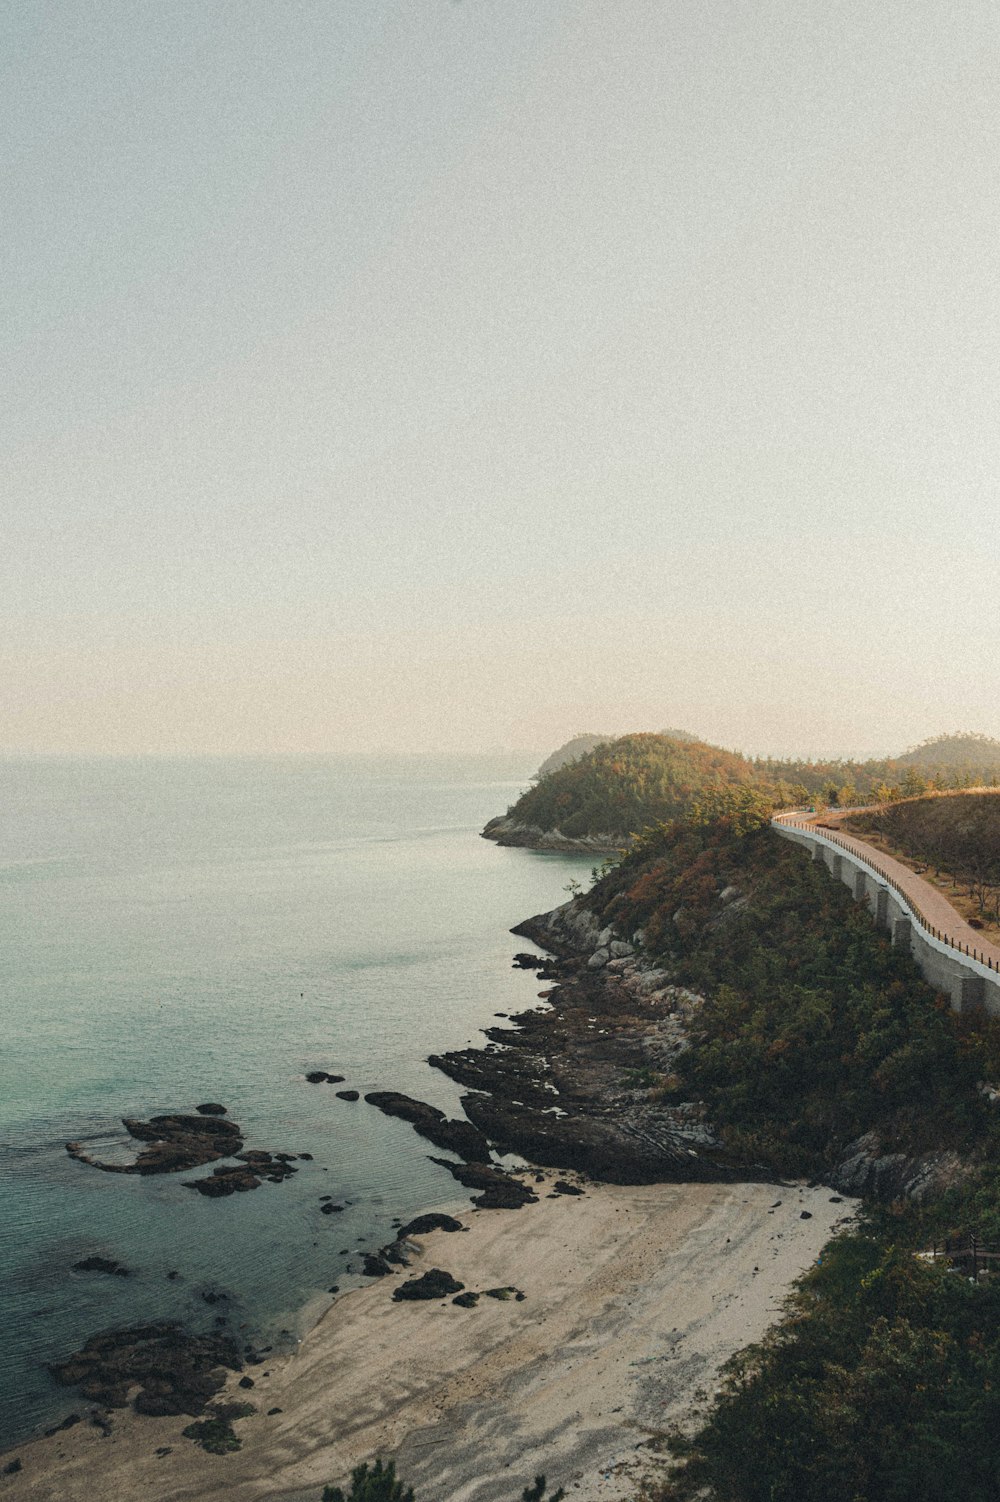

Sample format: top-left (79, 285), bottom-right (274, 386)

top-left (0, 755), bottom-right (591, 1449)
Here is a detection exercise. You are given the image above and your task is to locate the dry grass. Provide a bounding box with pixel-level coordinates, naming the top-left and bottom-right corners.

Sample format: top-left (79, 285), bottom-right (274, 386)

top-left (842, 792), bottom-right (1000, 941)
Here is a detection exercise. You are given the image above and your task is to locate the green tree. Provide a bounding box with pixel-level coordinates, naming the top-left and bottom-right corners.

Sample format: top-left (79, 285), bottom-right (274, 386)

top-left (324, 1461), bottom-right (415, 1502)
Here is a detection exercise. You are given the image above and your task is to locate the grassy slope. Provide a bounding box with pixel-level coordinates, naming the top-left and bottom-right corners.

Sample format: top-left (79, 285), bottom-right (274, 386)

top-left (844, 792), bottom-right (1000, 932)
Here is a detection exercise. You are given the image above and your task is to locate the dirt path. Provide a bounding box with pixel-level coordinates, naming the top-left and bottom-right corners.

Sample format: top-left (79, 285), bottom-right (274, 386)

top-left (773, 810), bottom-right (1000, 970)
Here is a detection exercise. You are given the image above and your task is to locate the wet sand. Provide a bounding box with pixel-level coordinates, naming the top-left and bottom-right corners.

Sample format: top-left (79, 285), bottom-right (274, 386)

top-left (3, 1174), bottom-right (851, 1502)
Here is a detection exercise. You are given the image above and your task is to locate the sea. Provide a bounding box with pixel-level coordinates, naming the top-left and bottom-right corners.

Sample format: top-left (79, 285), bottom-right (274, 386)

top-left (0, 754), bottom-right (593, 1450)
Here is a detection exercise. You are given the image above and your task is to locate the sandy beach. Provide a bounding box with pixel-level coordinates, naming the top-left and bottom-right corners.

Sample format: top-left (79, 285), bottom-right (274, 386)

top-left (3, 1174), bottom-right (851, 1502)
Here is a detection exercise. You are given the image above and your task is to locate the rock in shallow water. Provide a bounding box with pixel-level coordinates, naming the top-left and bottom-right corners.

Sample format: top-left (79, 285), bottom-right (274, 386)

top-left (49, 1322), bottom-right (242, 1417)
top-left (364, 1091), bottom-right (490, 1161)
top-left (66, 1112), bottom-right (242, 1176)
top-left (72, 1256), bottom-right (131, 1277)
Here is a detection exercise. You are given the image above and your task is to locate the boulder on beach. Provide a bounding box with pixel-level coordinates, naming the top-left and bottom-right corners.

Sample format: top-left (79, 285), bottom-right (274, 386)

top-left (428, 1158), bottom-right (538, 1210)
top-left (397, 1213), bottom-right (464, 1238)
top-left (392, 1268), bottom-right (464, 1301)
top-left (361, 1253), bottom-right (394, 1278)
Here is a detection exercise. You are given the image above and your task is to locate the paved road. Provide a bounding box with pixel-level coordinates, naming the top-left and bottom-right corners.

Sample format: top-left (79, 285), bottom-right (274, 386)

top-left (772, 807), bottom-right (1000, 971)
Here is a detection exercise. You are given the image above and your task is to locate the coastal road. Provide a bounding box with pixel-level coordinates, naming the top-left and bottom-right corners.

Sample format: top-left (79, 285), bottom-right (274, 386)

top-left (772, 805), bottom-right (1000, 971)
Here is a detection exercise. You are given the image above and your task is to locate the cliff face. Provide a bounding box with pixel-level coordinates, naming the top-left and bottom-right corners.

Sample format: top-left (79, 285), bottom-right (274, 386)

top-left (480, 815), bottom-right (623, 853)
top-left (429, 896), bottom-right (744, 1185)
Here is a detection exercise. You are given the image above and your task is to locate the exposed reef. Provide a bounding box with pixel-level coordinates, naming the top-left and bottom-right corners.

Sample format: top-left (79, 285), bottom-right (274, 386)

top-left (364, 1091), bottom-right (490, 1161)
top-left (65, 1108), bottom-right (305, 1196)
top-left (66, 1113), bottom-right (243, 1176)
top-left (49, 1323), bottom-right (243, 1417)
top-left (424, 901), bottom-right (748, 1186)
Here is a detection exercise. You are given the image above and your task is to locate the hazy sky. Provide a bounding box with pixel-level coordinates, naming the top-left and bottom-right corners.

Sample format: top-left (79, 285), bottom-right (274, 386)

top-left (4, 1), bottom-right (999, 759)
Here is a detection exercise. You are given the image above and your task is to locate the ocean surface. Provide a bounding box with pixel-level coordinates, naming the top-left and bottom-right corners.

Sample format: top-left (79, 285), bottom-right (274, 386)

top-left (0, 755), bottom-right (592, 1450)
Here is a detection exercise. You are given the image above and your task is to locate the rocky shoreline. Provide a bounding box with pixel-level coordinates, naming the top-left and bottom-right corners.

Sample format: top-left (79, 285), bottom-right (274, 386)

top-left (430, 899), bottom-right (752, 1186)
top-left (480, 815), bottom-right (624, 853)
top-left (7, 884), bottom-right (955, 1477)
top-left (450, 893), bottom-right (971, 1205)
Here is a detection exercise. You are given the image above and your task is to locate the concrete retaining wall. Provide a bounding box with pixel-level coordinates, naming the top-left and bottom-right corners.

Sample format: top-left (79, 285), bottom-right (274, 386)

top-left (772, 821), bottom-right (1000, 1018)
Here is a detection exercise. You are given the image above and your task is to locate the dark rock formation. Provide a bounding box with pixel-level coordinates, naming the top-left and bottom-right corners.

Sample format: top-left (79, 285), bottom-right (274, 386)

top-left (831, 1132), bottom-right (972, 1202)
top-left (66, 1113), bottom-right (243, 1176)
top-left (392, 1269), bottom-right (464, 1301)
top-left (482, 816), bottom-right (620, 854)
top-left (553, 1180), bottom-right (585, 1196)
top-left (361, 1253), bottom-right (394, 1278)
top-left (398, 1213), bottom-right (464, 1238)
top-left (196, 1104), bottom-right (227, 1116)
top-left (185, 1166), bottom-right (262, 1197)
top-left (49, 1323), bottom-right (242, 1416)
top-left (336, 1089), bottom-right (360, 1101)
top-left (306, 1072), bottom-right (345, 1084)
top-left (364, 1091), bottom-right (490, 1161)
top-left (65, 1108), bottom-right (302, 1196)
top-left (44, 1413), bottom-right (81, 1436)
top-left (429, 924), bottom-right (749, 1186)
top-left (452, 1291), bottom-right (480, 1307)
top-left (428, 1158), bottom-right (538, 1210)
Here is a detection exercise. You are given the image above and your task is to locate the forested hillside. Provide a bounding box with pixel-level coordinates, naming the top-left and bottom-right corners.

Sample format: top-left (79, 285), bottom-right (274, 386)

top-left (501, 734), bottom-right (770, 841)
top-left (533, 733), bottom-right (609, 780)
top-left (490, 730), bottom-right (1000, 847)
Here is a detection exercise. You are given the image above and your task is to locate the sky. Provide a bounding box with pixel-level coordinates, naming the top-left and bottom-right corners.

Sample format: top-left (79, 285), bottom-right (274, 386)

top-left (3, 0), bottom-right (999, 760)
